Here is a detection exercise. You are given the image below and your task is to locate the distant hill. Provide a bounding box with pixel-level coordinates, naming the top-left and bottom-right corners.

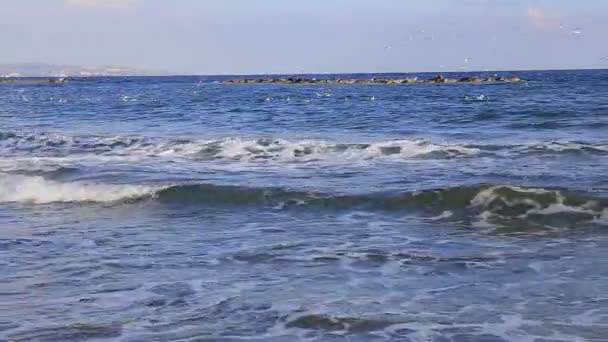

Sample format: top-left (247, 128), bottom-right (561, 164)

top-left (0, 63), bottom-right (172, 77)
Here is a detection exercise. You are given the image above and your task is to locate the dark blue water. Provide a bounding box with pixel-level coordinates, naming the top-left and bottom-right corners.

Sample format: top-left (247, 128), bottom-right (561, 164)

top-left (1, 70), bottom-right (607, 341)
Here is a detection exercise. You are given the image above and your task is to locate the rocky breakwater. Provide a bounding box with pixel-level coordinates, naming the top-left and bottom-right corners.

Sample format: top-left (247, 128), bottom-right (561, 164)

top-left (222, 75), bottom-right (523, 85)
top-left (0, 77), bottom-right (69, 84)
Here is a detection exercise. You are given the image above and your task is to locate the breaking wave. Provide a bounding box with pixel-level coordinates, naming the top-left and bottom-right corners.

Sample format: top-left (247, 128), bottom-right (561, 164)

top-left (2, 131), bottom-right (607, 164)
top-left (0, 132), bottom-right (477, 161)
top-left (0, 174), bottom-right (156, 204)
top-left (1, 173), bottom-right (606, 229)
top-left (154, 184), bottom-right (608, 225)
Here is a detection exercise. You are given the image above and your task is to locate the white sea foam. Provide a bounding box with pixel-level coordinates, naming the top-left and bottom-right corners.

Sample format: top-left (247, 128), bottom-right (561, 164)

top-left (469, 185), bottom-right (607, 226)
top-left (594, 209), bottom-right (608, 225)
top-left (208, 137), bottom-right (480, 162)
top-left (0, 173), bottom-right (157, 204)
top-left (427, 210), bottom-right (454, 221)
top-left (470, 185), bottom-right (554, 208)
top-left (0, 132), bottom-right (478, 162)
top-left (2, 132), bottom-right (607, 165)
top-left (524, 141), bottom-right (608, 153)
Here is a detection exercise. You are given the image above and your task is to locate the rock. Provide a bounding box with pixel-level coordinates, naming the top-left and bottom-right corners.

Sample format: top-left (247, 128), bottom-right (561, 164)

top-left (429, 75), bottom-right (447, 83)
top-left (285, 77), bottom-right (302, 84)
top-left (48, 77), bottom-right (67, 83)
top-left (221, 75), bottom-right (523, 85)
top-left (459, 77), bottom-right (482, 83)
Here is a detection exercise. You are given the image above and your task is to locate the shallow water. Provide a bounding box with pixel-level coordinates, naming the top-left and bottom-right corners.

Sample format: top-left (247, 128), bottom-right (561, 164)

top-left (1, 70), bottom-right (608, 341)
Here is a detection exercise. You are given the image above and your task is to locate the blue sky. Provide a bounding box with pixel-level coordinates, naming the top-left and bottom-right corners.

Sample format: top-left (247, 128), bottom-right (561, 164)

top-left (1, 0), bottom-right (607, 74)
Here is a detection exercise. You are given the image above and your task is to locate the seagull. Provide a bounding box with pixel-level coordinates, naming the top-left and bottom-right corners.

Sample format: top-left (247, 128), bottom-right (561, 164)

top-left (570, 28), bottom-right (583, 35)
top-left (464, 57), bottom-right (473, 64)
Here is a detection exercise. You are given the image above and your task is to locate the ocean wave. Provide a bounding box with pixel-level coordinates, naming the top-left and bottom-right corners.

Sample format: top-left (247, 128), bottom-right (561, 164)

top-left (199, 137), bottom-right (481, 161)
top-left (2, 174), bottom-right (605, 229)
top-left (0, 132), bottom-right (479, 161)
top-left (155, 183), bottom-right (607, 215)
top-left (3, 132), bottom-right (606, 164)
top-left (467, 185), bottom-right (607, 230)
top-left (152, 183), bottom-right (608, 230)
top-left (0, 173), bottom-right (157, 204)
top-left (523, 141), bottom-right (608, 153)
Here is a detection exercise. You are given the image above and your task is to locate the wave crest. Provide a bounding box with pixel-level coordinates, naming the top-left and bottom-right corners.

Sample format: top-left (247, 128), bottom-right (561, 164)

top-left (152, 183), bottom-right (608, 229)
top-left (1, 174), bottom-right (606, 229)
top-left (0, 174), bottom-right (157, 204)
top-left (0, 132), bottom-right (479, 161)
top-left (197, 137), bottom-right (480, 161)
top-left (3, 132), bottom-right (606, 164)
top-left (468, 186), bottom-right (606, 228)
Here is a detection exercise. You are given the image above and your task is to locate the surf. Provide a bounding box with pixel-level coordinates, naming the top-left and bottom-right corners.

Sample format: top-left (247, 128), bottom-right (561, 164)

top-left (2, 132), bottom-right (607, 165)
top-left (2, 173), bottom-right (605, 230)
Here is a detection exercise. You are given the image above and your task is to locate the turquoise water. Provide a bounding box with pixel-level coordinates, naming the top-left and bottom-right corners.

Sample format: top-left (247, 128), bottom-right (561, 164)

top-left (1, 70), bottom-right (607, 341)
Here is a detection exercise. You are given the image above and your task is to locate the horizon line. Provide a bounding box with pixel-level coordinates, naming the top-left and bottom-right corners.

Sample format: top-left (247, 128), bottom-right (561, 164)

top-left (4, 67), bottom-right (606, 78)
top-left (173, 67), bottom-right (607, 77)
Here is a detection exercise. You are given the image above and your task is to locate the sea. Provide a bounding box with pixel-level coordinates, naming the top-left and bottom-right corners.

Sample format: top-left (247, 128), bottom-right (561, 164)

top-left (1, 70), bottom-right (607, 341)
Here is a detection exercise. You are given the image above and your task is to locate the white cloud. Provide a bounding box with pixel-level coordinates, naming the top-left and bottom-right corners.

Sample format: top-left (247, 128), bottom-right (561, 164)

top-left (64, 0), bottom-right (140, 12)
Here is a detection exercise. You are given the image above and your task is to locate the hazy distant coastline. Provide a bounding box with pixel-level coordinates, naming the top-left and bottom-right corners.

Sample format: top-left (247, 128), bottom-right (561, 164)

top-left (0, 63), bottom-right (171, 77)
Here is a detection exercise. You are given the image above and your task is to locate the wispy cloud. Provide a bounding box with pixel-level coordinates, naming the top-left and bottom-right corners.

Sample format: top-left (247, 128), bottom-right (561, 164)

top-left (64, 0), bottom-right (140, 12)
top-left (527, 6), bottom-right (561, 30)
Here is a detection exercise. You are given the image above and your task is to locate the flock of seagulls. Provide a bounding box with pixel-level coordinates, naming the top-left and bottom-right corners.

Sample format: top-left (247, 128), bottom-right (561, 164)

top-left (381, 23), bottom-right (608, 67)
